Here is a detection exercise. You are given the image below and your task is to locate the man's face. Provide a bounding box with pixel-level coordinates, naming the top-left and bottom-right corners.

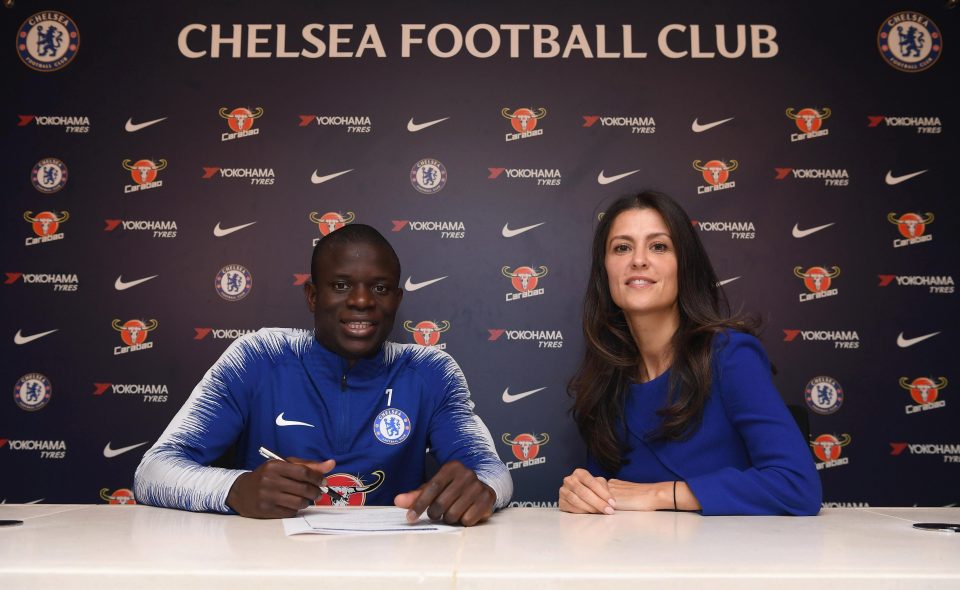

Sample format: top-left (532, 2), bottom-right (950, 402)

top-left (305, 240), bottom-right (403, 363)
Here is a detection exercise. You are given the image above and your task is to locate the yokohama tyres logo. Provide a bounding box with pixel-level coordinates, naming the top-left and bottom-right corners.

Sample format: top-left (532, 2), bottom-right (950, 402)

top-left (2, 438), bottom-right (66, 459)
top-left (890, 442), bottom-right (960, 462)
top-left (201, 166), bottom-right (275, 185)
top-left (692, 219), bottom-right (755, 240)
top-left (774, 167), bottom-right (849, 186)
top-left (582, 114), bottom-right (655, 134)
top-left (487, 167), bottom-right (561, 186)
top-left (104, 219), bottom-right (178, 238)
top-left (193, 328), bottom-right (256, 341)
top-left (391, 220), bottom-right (465, 239)
top-left (92, 382), bottom-right (169, 403)
top-left (878, 274), bottom-right (953, 294)
top-left (298, 114), bottom-right (371, 133)
top-left (487, 328), bottom-right (563, 349)
top-left (5, 272), bottom-right (78, 291)
top-left (783, 329), bottom-right (859, 349)
top-left (17, 114), bottom-right (89, 133)
top-left (867, 115), bottom-right (941, 134)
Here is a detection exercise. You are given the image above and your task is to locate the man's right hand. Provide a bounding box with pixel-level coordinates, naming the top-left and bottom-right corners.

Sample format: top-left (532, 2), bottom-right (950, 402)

top-left (226, 457), bottom-right (335, 518)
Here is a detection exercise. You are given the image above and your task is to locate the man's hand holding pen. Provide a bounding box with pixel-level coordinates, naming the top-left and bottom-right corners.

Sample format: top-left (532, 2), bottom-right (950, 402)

top-left (226, 453), bottom-right (336, 518)
top-left (227, 449), bottom-right (495, 526)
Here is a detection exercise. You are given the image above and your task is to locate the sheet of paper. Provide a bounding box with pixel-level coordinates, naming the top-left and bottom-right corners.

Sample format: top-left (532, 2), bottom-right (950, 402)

top-left (283, 506), bottom-right (460, 536)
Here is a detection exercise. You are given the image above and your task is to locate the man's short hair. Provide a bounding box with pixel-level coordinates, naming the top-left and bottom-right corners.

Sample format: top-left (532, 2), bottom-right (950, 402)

top-left (310, 224), bottom-right (401, 285)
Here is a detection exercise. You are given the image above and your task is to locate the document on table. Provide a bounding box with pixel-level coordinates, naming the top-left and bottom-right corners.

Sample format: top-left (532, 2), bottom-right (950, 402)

top-left (283, 506), bottom-right (460, 536)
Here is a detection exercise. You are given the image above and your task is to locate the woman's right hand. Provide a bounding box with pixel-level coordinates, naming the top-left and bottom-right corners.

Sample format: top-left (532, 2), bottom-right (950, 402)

top-left (559, 468), bottom-right (616, 514)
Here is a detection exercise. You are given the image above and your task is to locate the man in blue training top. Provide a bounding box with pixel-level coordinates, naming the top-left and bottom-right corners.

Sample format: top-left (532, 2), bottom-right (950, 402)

top-left (135, 224), bottom-right (512, 526)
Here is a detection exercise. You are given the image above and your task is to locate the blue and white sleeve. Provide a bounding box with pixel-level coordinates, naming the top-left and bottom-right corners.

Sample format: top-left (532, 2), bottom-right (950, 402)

top-left (134, 334), bottom-right (264, 513)
top-left (416, 349), bottom-right (514, 509)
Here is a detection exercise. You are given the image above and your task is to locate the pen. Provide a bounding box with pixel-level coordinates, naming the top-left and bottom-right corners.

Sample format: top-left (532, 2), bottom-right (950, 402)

top-left (258, 446), bottom-right (343, 502)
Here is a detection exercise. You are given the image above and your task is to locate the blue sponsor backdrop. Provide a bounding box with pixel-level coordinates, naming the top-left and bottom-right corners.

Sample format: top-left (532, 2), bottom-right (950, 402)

top-left (2, 1), bottom-right (957, 508)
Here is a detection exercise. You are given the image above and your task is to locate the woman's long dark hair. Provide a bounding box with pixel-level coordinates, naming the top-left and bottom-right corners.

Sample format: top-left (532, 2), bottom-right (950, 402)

top-left (570, 191), bottom-right (758, 473)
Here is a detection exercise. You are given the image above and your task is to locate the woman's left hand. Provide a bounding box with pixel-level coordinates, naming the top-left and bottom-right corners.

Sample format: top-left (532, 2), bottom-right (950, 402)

top-left (607, 480), bottom-right (701, 511)
top-left (606, 480), bottom-right (672, 511)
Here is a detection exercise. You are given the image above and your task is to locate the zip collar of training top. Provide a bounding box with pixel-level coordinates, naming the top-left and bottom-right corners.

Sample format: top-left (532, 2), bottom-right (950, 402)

top-left (303, 333), bottom-right (391, 390)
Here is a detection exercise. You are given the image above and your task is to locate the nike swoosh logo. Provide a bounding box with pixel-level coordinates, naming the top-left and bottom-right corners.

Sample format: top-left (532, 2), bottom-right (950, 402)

top-left (896, 331), bottom-right (940, 348)
top-left (597, 169), bottom-right (640, 185)
top-left (717, 277), bottom-right (741, 287)
top-left (885, 169), bottom-right (928, 186)
top-left (792, 222), bottom-right (835, 238)
top-left (691, 117), bottom-right (734, 133)
top-left (103, 441), bottom-right (149, 458)
top-left (502, 387), bottom-right (547, 403)
top-left (115, 275), bottom-right (159, 291)
top-left (214, 221), bottom-right (257, 237)
top-left (275, 412), bottom-right (315, 428)
top-left (311, 169), bottom-right (353, 184)
top-left (404, 276), bottom-right (447, 291)
top-left (14, 329), bottom-right (58, 345)
top-left (124, 117), bottom-right (167, 132)
top-left (502, 222), bottom-right (545, 238)
top-left (407, 117), bottom-right (449, 132)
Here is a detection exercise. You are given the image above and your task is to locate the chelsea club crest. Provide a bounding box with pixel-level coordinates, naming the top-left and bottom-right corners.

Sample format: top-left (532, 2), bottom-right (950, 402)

top-left (877, 12), bottom-right (942, 73)
top-left (17, 11), bottom-right (80, 72)
top-left (804, 376), bottom-right (844, 415)
top-left (373, 408), bottom-right (411, 445)
top-left (215, 264), bottom-right (252, 301)
top-left (14, 373), bottom-right (52, 411)
top-left (410, 158), bottom-right (447, 194)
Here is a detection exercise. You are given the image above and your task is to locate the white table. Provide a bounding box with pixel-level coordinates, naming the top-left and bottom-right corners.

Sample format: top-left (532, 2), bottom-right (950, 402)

top-left (1, 505), bottom-right (958, 588)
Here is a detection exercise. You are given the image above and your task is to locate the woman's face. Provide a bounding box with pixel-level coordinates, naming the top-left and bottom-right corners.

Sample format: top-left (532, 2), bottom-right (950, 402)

top-left (604, 208), bottom-right (679, 317)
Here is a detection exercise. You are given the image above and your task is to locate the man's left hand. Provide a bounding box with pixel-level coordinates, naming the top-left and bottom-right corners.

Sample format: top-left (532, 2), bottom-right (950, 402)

top-left (394, 460), bottom-right (495, 526)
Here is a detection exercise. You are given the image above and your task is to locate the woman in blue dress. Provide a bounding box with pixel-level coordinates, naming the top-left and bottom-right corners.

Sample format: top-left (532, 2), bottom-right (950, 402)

top-left (559, 192), bottom-right (821, 516)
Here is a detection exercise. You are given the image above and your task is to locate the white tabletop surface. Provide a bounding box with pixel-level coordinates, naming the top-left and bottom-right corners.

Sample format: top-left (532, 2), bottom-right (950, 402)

top-left (1, 505), bottom-right (958, 589)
